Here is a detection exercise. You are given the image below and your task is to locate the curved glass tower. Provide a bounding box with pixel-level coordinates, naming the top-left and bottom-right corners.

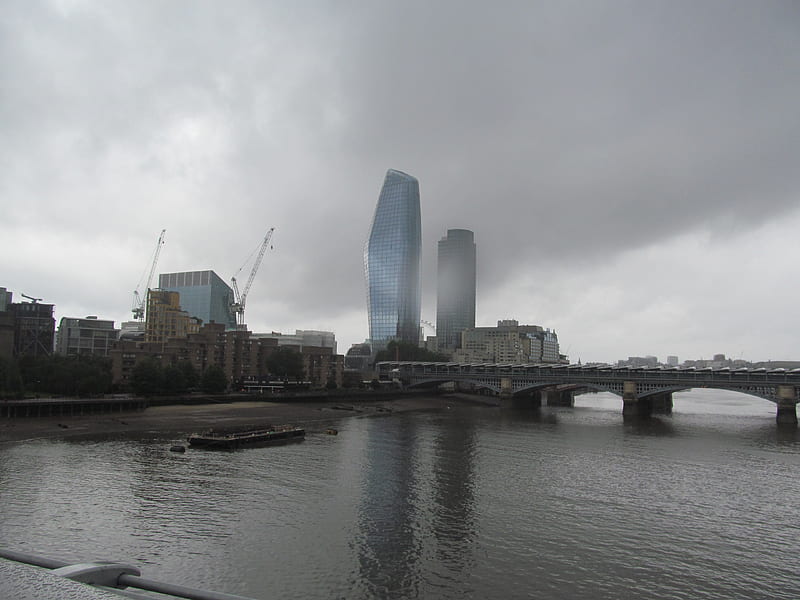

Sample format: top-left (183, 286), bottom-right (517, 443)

top-left (364, 169), bottom-right (422, 351)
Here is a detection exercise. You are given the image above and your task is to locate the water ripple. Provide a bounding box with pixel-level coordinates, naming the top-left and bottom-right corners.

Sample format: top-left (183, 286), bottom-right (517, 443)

top-left (2, 393), bottom-right (800, 599)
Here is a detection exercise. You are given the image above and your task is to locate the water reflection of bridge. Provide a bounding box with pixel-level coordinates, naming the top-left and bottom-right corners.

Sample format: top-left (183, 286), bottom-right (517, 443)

top-left (377, 362), bottom-right (800, 424)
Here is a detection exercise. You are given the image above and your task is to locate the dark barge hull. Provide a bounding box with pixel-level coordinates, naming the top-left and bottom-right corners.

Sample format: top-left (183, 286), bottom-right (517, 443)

top-left (188, 427), bottom-right (305, 449)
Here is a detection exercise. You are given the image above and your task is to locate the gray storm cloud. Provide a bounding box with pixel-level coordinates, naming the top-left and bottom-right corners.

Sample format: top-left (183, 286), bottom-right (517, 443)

top-left (1, 1), bottom-right (798, 361)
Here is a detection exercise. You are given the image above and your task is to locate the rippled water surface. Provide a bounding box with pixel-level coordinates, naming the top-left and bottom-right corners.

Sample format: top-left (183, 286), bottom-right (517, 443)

top-left (2, 391), bottom-right (799, 599)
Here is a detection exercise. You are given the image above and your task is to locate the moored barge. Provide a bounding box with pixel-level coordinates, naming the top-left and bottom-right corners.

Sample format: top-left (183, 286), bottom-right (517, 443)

top-left (188, 425), bottom-right (305, 449)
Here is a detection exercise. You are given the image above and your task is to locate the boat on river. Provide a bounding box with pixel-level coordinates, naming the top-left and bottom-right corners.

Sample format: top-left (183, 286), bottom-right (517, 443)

top-left (187, 424), bottom-right (305, 449)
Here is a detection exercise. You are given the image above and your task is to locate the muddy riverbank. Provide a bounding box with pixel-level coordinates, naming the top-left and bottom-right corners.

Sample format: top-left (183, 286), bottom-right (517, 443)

top-left (0, 393), bottom-right (497, 444)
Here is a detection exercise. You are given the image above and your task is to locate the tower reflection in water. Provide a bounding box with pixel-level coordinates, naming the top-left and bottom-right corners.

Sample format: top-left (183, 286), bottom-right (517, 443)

top-left (354, 413), bottom-right (477, 597)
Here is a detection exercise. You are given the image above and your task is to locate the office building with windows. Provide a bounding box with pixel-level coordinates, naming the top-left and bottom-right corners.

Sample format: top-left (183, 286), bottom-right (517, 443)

top-left (364, 169), bottom-right (422, 352)
top-left (144, 290), bottom-right (201, 344)
top-left (454, 320), bottom-right (565, 364)
top-left (251, 329), bottom-right (337, 354)
top-left (56, 316), bottom-right (120, 357)
top-left (10, 299), bottom-right (55, 357)
top-left (158, 270), bottom-right (237, 330)
top-left (0, 288), bottom-right (13, 359)
top-left (436, 229), bottom-right (476, 355)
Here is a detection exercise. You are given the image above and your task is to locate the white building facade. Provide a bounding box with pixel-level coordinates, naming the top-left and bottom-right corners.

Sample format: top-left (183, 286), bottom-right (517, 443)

top-left (56, 316), bottom-right (120, 357)
top-left (454, 320), bottom-right (565, 364)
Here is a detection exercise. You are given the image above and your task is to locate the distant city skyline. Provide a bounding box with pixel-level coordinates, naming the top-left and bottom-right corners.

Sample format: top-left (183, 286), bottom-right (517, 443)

top-left (2, 281), bottom-right (793, 368)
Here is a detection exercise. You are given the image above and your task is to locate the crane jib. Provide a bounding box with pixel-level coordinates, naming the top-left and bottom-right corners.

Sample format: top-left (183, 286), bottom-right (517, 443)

top-left (230, 227), bottom-right (275, 326)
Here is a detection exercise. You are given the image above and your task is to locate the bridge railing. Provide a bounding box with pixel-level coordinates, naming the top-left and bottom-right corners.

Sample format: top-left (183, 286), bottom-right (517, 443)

top-left (0, 548), bottom-right (259, 600)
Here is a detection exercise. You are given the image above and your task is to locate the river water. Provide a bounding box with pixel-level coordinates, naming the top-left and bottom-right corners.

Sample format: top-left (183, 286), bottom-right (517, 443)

top-left (1, 390), bottom-right (799, 599)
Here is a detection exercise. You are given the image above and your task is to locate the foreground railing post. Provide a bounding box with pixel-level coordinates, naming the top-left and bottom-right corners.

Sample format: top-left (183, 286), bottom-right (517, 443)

top-left (52, 562), bottom-right (140, 588)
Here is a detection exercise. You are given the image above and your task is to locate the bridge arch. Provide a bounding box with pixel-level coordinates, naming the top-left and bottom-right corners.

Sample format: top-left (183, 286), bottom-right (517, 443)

top-left (405, 377), bottom-right (502, 395)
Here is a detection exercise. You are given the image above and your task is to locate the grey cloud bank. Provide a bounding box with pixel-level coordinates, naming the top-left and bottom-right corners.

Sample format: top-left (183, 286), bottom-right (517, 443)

top-left (1, 1), bottom-right (798, 363)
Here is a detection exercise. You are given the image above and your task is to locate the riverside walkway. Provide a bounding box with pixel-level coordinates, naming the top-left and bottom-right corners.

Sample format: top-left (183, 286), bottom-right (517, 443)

top-left (378, 362), bottom-right (800, 424)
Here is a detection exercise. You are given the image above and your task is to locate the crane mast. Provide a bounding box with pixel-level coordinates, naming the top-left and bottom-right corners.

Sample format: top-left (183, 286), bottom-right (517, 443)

top-left (231, 227), bottom-right (274, 327)
top-left (132, 229), bottom-right (166, 321)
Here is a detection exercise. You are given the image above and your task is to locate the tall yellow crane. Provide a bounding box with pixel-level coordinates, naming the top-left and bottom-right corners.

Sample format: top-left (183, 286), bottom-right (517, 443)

top-left (230, 227), bottom-right (275, 327)
top-left (132, 229), bottom-right (166, 321)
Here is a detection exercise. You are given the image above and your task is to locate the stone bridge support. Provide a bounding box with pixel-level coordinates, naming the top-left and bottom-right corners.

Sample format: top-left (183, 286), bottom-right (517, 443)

top-left (622, 381), bottom-right (649, 418)
top-left (622, 383), bottom-right (673, 418)
top-left (776, 385), bottom-right (798, 425)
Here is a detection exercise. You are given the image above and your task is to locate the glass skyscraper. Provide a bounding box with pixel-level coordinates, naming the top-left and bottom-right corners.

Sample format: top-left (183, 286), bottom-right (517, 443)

top-left (436, 229), bottom-right (476, 353)
top-left (364, 169), bottom-right (422, 351)
top-left (158, 270), bottom-right (237, 330)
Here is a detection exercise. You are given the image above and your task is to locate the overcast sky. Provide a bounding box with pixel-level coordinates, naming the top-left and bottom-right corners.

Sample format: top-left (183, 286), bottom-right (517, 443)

top-left (2, 0), bottom-right (799, 364)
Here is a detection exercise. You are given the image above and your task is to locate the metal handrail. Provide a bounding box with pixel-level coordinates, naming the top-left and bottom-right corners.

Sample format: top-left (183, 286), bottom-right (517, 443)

top-left (0, 548), bottom-right (69, 569)
top-left (0, 548), bottom-right (259, 600)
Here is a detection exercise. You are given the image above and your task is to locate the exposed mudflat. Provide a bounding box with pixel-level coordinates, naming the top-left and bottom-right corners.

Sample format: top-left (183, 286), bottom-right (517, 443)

top-left (0, 393), bottom-right (497, 443)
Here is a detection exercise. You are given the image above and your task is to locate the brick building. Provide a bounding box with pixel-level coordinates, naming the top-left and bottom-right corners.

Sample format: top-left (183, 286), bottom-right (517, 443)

top-left (111, 322), bottom-right (343, 390)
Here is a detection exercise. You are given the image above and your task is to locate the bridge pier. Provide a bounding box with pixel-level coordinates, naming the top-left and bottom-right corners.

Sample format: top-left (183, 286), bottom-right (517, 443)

top-left (622, 381), bottom-right (651, 419)
top-left (545, 390), bottom-right (574, 407)
top-left (776, 386), bottom-right (798, 426)
top-left (499, 377), bottom-right (513, 400)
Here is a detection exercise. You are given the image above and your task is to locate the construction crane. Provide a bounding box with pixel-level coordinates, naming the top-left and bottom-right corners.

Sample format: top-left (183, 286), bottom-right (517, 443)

top-left (230, 227), bottom-right (275, 327)
top-left (132, 229), bottom-right (166, 321)
top-left (21, 294), bottom-right (43, 304)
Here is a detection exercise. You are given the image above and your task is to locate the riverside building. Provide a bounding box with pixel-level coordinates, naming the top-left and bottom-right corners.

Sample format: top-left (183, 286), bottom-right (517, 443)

top-left (56, 316), bottom-right (119, 357)
top-left (436, 229), bottom-right (476, 356)
top-left (364, 169), bottom-right (422, 352)
top-left (111, 322), bottom-right (343, 390)
top-left (9, 298), bottom-right (55, 357)
top-left (251, 330), bottom-right (337, 354)
top-left (0, 288), bottom-right (14, 359)
top-left (144, 290), bottom-right (201, 344)
top-left (454, 320), bottom-right (565, 364)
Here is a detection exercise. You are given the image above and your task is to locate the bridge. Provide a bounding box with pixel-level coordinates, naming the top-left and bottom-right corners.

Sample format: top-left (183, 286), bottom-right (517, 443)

top-left (377, 362), bottom-right (800, 424)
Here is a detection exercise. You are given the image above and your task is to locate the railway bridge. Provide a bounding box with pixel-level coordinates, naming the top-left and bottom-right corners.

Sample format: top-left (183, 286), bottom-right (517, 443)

top-left (377, 362), bottom-right (800, 424)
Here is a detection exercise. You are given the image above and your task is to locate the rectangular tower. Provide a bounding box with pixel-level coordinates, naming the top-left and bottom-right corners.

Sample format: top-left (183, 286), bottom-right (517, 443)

top-left (158, 270), bottom-right (237, 330)
top-left (0, 288), bottom-right (15, 359)
top-left (10, 300), bottom-right (55, 357)
top-left (436, 229), bottom-right (476, 354)
top-left (56, 316), bottom-right (120, 357)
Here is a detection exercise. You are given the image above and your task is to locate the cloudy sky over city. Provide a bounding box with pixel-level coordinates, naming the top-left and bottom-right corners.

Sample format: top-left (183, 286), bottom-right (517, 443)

top-left (2, 0), bottom-right (798, 363)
